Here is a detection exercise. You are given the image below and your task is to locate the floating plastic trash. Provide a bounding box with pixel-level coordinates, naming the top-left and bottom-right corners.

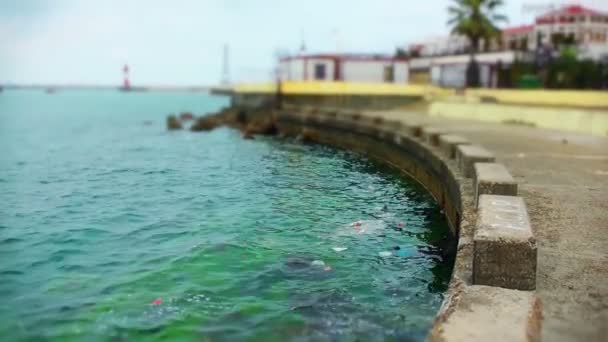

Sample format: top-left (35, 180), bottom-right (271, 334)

top-left (398, 222), bottom-right (404, 228)
top-left (378, 251), bottom-right (392, 257)
top-left (311, 260), bottom-right (325, 266)
top-left (324, 266), bottom-right (332, 272)
top-left (152, 298), bottom-right (162, 305)
top-left (332, 247), bottom-right (348, 252)
top-left (339, 220), bottom-right (386, 236)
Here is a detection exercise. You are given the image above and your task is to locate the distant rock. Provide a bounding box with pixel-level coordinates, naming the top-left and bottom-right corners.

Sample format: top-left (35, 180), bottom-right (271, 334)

top-left (190, 116), bottom-right (221, 131)
top-left (166, 115), bottom-right (183, 130)
top-left (242, 118), bottom-right (277, 136)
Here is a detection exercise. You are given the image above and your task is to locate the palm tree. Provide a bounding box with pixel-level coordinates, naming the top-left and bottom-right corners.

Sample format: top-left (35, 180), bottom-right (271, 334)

top-left (448, 0), bottom-right (507, 86)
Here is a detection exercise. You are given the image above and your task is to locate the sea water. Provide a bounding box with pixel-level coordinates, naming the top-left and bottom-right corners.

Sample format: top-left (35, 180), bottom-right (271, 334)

top-left (0, 90), bottom-right (453, 341)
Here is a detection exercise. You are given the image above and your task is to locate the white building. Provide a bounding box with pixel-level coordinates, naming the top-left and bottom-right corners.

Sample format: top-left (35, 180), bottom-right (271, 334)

top-left (502, 5), bottom-right (608, 58)
top-left (410, 35), bottom-right (471, 57)
top-left (502, 25), bottom-right (536, 50)
top-left (534, 5), bottom-right (608, 44)
top-left (409, 51), bottom-right (520, 88)
top-left (279, 54), bottom-right (409, 84)
top-left (407, 4), bottom-right (608, 87)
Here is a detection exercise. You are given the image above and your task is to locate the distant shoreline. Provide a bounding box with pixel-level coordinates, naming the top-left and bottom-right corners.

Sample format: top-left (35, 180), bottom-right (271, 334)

top-left (1, 85), bottom-right (224, 93)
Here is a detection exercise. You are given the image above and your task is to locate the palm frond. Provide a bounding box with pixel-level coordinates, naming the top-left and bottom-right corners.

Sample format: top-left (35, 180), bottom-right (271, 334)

top-left (446, 0), bottom-right (508, 44)
top-left (485, 0), bottom-right (505, 10)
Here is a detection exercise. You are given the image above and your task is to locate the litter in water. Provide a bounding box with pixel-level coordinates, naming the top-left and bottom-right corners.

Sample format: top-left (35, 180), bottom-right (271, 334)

top-left (324, 266), bottom-right (332, 272)
top-left (338, 220), bottom-right (386, 236)
top-left (311, 260), bottom-right (325, 266)
top-left (152, 298), bottom-right (163, 305)
top-left (378, 251), bottom-right (392, 258)
top-left (332, 247), bottom-right (348, 252)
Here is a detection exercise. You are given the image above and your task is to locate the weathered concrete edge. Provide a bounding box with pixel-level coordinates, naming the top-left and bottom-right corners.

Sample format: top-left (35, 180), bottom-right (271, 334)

top-left (272, 107), bottom-right (540, 341)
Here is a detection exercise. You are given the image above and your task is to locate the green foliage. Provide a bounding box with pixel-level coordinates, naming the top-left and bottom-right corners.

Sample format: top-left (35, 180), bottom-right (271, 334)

top-left (517, 74), bottom-right (542, 89)
top-left (502, 58), bottom-right (607, 90)
top-left (547, 58), bottom-right (604, 89)
top-left (394, 48), bottom-right (409, 59)
top-left (447, 0), bottom-right (507, 51)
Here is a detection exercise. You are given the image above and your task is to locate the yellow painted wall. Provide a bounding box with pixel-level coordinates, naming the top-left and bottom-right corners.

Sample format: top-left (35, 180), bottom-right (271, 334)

top-left (233, 81), bottom-right (452, 97)
top-left (233, 82), bottom-right (607, 109)
top-left (429, 101), bottom-right (608, 137)
top-left (467, 89), bottom-right (608, 109)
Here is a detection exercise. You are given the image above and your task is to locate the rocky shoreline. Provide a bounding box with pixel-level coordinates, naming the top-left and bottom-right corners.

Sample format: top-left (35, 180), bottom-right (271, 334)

top-left (167, 107), bottom-right (278, 139)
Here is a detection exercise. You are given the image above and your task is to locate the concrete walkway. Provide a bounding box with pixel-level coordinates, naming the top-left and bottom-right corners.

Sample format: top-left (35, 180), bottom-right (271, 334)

top-left (369, 110), bottom-right (608, 342)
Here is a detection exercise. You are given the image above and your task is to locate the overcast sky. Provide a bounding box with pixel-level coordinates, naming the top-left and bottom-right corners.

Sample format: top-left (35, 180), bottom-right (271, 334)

top-left (1, 0), bottom-right (606, 86)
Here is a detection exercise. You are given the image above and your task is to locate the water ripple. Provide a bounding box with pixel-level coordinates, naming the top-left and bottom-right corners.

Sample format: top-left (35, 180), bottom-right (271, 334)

top-left (0, 92), bottom-right (453, 341)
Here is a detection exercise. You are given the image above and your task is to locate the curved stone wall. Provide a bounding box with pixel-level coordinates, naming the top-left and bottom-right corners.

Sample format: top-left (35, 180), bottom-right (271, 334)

top-left (273, 106), bottom-right (542, 342)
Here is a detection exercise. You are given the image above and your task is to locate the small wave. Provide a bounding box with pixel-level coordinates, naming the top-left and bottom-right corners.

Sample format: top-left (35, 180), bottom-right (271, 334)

top-left (142, 169), bottom-right (175, 175)
top-left (0, 269), bottom-right (24, 276)
top-left (96, 168), bottom-right (134, 176)
top-left (0, 237), bottom-right (23, 245)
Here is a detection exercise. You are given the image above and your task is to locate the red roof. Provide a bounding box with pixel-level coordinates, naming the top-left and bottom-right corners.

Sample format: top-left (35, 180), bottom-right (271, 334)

top-left (537, 5), bottom-right (606, 19)
top-left (502, 25), bottom-right (534, 35)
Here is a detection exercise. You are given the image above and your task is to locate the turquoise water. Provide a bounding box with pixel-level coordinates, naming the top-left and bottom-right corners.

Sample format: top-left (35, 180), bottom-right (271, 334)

top-left (0, 90), bottom-right (453, 341)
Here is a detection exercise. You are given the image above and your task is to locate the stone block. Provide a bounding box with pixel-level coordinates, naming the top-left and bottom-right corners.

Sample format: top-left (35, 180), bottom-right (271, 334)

top-left (353, 117), bottom-right (379, 136)
top-left (429, 285), bottom-right (542, 342)
top-left (474, 195), bottom-right (536, 290)
top-left (439, 134), bottom-right (470, 159)
top-left (339, 109), bottom-right (361, 121)
top-left (456, 145), bottom-right (495, 178)
top-left (377, 126), bottom-right (396, 142)
top-left (385, 119), bottom-right (402, 129)
top-left (421, 126), bottom-right (445, 146)
top-left (474, 163), bottom-right (518, 207)
top-left (403, 121), bottom-right (424, 137)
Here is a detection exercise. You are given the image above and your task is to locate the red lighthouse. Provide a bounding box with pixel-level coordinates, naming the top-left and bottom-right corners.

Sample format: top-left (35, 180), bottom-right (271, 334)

top-left (123, 64), bottom-right (130, 90)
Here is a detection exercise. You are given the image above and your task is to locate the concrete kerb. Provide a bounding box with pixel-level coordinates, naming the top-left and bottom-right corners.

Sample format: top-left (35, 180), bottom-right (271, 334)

top-left (421, 126), bottom-right (446, 146)
top-left (429, 284), bottom-right (542, 342)
top-left (272, 107), bottom-right (540, 341)
top-left (439, 134), bottom-right (470, 159)
top-left (473, 163), bottom-right (518, 207)
top-left (456, 145), bottom-right (495, 178)
top-left (405, 121), bottom-right (424, 137)
top-left (474, 195), bottom-right (537, 291)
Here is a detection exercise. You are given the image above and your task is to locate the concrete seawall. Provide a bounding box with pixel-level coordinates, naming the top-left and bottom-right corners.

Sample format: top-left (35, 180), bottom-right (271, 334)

top-left (202, 82), bottom-right (608, 340)
top-left (270, 106), bottom-right (541, 341)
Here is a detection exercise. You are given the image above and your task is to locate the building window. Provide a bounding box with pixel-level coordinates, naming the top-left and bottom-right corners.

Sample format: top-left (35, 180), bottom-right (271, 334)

top-left (314, 63), bottom-right (326, 80)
